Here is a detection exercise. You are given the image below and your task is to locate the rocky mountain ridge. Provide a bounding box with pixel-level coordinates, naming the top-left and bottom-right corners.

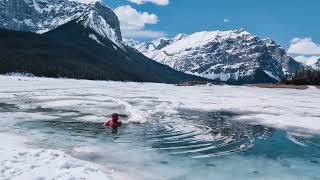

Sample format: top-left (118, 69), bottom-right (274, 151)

top-left (0, 0), bottom-right (122, 45)
top-left (129, 29), bottom-right (302, 84)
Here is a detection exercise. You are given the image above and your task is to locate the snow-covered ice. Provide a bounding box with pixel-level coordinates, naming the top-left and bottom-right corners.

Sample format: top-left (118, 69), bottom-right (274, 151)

top-left (0, 133), bottom-right (130, 180)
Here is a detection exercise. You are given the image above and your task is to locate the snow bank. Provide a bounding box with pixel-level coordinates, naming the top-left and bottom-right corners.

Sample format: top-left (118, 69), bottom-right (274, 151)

top-left (0, 133), bottom-right (127, 180)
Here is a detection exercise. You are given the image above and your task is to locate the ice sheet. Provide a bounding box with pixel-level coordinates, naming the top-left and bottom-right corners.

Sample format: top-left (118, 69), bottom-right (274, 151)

top-left (0, 75), bottom-right (320, 132)
top-left (1, 75), bottom-right (320, 179)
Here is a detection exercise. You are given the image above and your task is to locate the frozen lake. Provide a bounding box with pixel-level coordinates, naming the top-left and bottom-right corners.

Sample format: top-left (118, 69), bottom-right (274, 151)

top-left (0, 76), bottom-right (320, 180)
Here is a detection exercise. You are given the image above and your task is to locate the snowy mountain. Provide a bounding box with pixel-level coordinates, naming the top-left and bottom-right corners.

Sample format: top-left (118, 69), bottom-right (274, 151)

top-left (0, 0), bottom-right (303, 84)
top-left (0, 0), bottom-right (205, 83)
top-left (0, 20), bottom-right (205, 83)
top-left (130, 30), bottom-right (301, 84)
top-left (309, 58), bottom-right (320, 70)
top-left (294, 56), bottom-right (320, 70)
top-left (0, 0), bottom-right (122, 45)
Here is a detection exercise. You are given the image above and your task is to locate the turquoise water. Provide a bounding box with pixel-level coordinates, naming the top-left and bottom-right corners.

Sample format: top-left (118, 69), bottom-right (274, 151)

top-left (13, 108), bottom-right (320, 179)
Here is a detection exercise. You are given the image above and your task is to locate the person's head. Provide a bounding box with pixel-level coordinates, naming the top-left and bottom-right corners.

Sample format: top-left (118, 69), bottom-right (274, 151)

top-left (111, 113), bottom-right (119, 122)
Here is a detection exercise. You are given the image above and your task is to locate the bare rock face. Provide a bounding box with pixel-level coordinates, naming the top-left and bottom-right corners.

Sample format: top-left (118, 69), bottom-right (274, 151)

top-left (129, 30), bottom-right (302, 84)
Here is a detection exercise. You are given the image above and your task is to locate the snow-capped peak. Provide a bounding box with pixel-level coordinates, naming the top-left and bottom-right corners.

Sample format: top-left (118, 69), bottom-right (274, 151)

top-left (0, 0), bottom-right (122, 46)
top-left (79, 8), bottom-right (122, 46)
top-left (144, 30), bottom-right (251, 56)
top-left (123, 38), bottom-right (140, 47)
top-left (293, 56), bottom-right (320, 70)
top-left (129, 29), bottom-right (301, 84)
top-left (173, 33), bottom-right (187, 41)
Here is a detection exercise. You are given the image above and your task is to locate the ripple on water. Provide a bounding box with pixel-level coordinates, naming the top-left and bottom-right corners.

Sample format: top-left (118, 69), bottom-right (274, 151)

top-left (14, 110), bottom-right (279, 159)
top-left (12, 105), bottom-right (320, 162)
top-left (144, 111), bottom-right (275, 159)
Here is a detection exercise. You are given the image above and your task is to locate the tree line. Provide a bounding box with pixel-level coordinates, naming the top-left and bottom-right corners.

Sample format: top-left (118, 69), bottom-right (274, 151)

top-left (283, 67), bottom-right (320, 85)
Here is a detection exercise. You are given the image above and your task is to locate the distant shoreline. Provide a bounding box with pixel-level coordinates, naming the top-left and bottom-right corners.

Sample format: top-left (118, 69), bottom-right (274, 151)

top-left (243, 83), bottom-right (319, 90)
top-left (176, 81), bottom-right (320, 90)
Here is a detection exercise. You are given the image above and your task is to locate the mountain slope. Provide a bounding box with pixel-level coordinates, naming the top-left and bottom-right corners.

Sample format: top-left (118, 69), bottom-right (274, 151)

top-left (0, 20), bottom-right (204, 83)
top-left (130, 30), bottom-right (302, 84)
top-left (0, 0), bottom-right (206, 83)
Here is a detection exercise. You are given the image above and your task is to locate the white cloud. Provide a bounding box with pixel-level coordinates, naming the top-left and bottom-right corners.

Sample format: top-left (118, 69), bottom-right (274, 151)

top-left (223, 19), bottom-right (230, 23)
top-left (288, 37), bottom-right (320, 55)
top-left (128, 0), bottom-right (169, 6)
top-left (115, 5), bottom-right (158, 30)
top-left (114, 5), bottom-right (164, 39)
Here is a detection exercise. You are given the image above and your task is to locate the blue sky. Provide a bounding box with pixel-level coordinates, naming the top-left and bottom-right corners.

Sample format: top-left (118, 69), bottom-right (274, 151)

top-left (104, 0), bottom-right (320, 62)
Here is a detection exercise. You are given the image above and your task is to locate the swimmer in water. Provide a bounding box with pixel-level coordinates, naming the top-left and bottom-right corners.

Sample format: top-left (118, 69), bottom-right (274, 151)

top-left (103, 113), bottom-right (123, 129)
